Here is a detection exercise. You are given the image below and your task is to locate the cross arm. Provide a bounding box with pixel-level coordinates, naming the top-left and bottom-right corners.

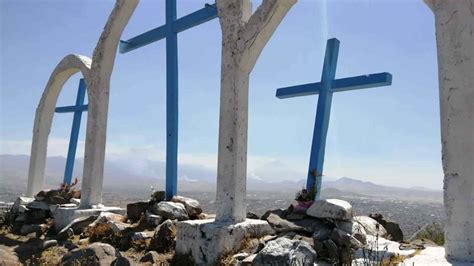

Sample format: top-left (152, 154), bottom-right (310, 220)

top-left (276, 82), bottom-right (323, 99)
top-left (173, 4), bottom-right (217, 33)
top-left (332, 72), bottom-right (392, 93)
top-left (119, 4), bottom-right (217, 53)
top-left (55, 105), bottom-right (88, 113)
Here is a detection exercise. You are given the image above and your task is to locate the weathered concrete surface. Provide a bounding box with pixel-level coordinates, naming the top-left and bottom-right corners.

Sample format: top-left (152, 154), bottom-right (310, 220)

top-left (424, 0), bottom-right (474, 262)
top-left (26, 0), bottom-right (139, 208)
top-left (403, 247), bottom-right (472, 266)
top-left (175, 219), bottom-right (274, 264)
top-left (215, 0), bottom-right (296, 223)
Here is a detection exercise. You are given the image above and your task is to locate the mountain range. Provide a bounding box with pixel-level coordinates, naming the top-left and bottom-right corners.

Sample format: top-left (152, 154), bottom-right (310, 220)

top-left (0, 154), bottom-right (442, 202)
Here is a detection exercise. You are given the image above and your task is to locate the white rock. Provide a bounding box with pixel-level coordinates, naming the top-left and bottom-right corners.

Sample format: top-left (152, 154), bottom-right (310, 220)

top-left (171, 196), bottom-right (202, 217)
top-left (253, 237), bottom-right (317, 265)
top-left (151, 201), bottom-right (188, 221)
top-left (306, 199), bottom-right (353, 220)
top-left (11, 197), bottom-right (34, 213)
top-left (131, 231), bottom-right (154, 241)
top-left (353, 216), bottom-right (388, 237)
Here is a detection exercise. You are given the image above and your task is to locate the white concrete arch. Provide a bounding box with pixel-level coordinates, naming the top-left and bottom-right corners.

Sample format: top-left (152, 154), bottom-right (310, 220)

top-left (26, 54), bottom-right (92, 197)
top-left (26, 0), bottom-right (139, 208)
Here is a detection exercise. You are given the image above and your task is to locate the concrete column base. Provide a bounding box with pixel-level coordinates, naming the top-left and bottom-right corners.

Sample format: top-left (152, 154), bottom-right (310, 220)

top-left (175, 219), bottom-right (275, 264)
top-left (52, 205), bottom-right (125, 231)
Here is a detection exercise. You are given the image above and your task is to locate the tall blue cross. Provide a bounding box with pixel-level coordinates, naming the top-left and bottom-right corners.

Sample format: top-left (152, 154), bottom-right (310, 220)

top-left (55, 78), bottom-right (88, 185)
top-left (276, 38), bottom-right (392, 199)
top-left (119, 0), bottom-right (218, 200)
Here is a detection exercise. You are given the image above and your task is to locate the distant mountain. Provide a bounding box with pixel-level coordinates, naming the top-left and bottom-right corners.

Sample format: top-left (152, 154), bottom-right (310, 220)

top-left (0, 154), bottom-right (442, 202)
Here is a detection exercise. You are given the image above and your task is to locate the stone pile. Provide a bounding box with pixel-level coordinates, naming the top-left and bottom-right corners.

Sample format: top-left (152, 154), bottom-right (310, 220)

top-left (7, 188), bottom-right (82, 234)
top-left (229, 199), bottom-right (420, 265)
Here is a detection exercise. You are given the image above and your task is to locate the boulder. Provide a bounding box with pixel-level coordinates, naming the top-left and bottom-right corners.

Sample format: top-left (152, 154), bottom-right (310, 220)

top-left (149, 219), bottom-right (176, 253)
top-left (353, 216), bottom-right (388, 237)
top-left (253, 237), bottom-right (317, 265)
top-left (306, 199), bottom-right (353, 220)
top-left (126, 201), bottom-right (149, 222)
top-left (171, 196), bottom-right (202, 218)
top-left (41, 239), bottom-right (58, 250)
top-left (61, 242), bottom-right (120, 266)
top-left (150, 201), bottom-right (188, 221)
top-left (330, 228), bottom-right (364, 249)
top-left (369, 213), bottom-right (403, 241)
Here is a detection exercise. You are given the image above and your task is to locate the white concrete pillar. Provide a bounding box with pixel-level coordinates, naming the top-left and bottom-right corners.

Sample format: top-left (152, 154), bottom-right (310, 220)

top-left (79, 0), bottom-right (138, 208)
top-left (424, 0), bottom-right (474, 261)
top-left (215, 0), bottom-right (296, 223)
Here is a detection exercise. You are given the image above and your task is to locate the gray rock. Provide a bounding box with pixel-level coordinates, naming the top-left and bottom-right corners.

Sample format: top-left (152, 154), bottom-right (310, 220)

top-left (145, 211), bottom-right (162, 227)
top-left (150, 201), bottom-right (188, 221)
top-left (149, 219), bottom-right (176, 253)
top-left (369, 213), bottom-right (403, 241)
top-left (306, 199), bottom-right (353, 220)
top-left (353, 216), bottom-right (388, 237)
top-left (61, 242), bottom-right (119, 266)
top-left (253, 237), bottom-right (317, 265)
top-left (266, 213), bottom-right (304, 232)
top-left (89, 212), bottom-right (130, 233)
top-left (126, 201), bottom-right (149, 222)
top-left (330, 228), bottom-right (364, 249)
top-left (232, 252), bottom-right (249, 262)
top-left (171, 196), bottom-right (202, 218)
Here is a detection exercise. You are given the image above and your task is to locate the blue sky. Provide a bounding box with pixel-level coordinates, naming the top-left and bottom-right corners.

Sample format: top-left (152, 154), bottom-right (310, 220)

top-left (0, 0), bottom-right (442, 189)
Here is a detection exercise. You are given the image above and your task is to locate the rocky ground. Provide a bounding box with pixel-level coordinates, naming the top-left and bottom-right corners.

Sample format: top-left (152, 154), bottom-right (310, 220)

top-left (0, 188), bottom-right (442, 265)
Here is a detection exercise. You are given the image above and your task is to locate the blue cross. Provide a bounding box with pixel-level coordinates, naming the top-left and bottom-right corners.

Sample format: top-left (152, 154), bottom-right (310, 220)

top-left (119, 0), bottom-right (218, 200)
top-left (55, 78), bottom-right (88, 185)
top-left (276, 38), bottom-right (392, 199)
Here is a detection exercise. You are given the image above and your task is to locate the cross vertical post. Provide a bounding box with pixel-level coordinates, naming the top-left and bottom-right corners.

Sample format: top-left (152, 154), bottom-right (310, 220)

top-left (165, 0), bottom-right (178, 200)
top-left (276, 38), bottom-right (393, 199)
top-left (55, 78), bottom-right (88, 185)
top-left (119, 1), bottom-right (218, 200)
